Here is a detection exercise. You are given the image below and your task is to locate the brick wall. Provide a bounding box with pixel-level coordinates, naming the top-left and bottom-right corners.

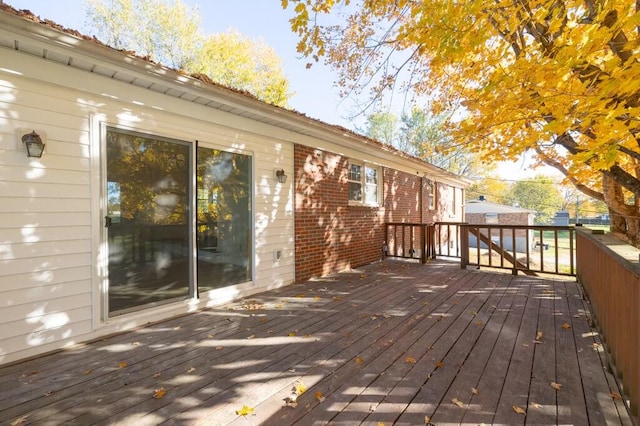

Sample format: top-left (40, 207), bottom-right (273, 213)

top-left (294, 145), bottom-right (436, 282)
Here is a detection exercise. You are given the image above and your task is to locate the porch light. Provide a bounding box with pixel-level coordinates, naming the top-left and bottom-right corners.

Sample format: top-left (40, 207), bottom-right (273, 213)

top-left (275, 169), bottom-right (287, 184)
top-left (22, 131), bottom-right (45, 158)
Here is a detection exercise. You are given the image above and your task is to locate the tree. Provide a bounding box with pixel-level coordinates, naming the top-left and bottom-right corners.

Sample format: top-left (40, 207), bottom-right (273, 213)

top-left (87, 0), bottom-right (292, 106)
top-left (283, 0), bottom-right (640, 245)
top-left (360, 111), bottom-right (399, 147)
top-left (507, 176), bottom-right (564, 224)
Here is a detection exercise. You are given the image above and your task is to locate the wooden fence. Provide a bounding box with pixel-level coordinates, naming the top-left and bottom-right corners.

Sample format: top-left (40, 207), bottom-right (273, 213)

top-left (576, 229), bottom-right (639, 419)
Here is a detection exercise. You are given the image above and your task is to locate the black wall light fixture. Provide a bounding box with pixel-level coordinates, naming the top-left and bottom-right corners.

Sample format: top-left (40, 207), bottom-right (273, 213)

top-left (275, 169), bottom-right (287, 184)
top-left (22, 131), bottom-right (45, 158)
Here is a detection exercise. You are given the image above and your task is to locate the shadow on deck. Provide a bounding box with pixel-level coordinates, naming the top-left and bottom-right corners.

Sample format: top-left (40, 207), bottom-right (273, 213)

top-left (0, 260), bottom-right (632, 425)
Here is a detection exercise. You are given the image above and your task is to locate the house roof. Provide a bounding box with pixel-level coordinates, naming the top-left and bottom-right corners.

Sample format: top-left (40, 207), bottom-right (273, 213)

top-left (0, 3), bottom-right (471, 188)
top-left (465, 200), bottom-right (536, 214)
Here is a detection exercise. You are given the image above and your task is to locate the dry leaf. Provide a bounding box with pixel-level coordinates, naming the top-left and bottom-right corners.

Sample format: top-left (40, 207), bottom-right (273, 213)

top-left (294, 381), bottom-right (307, 396)
top-left (153, 372), bottom-right (161, 378)
top-left (81, 369), bottom-right (92, 375)
top-left (435, 360), bottom-right (444, 369)
top-left (216, 346), bottom-right (224, 350)
top-left (512, 405), bottom-right (526, 415)
top-left (561, 323), bottom-right (571, 329)
top-left (285, 398), bottom-right (298, 408)
top-left (471, 387), bottom-right (479, 395)
top-left (611, 392), bottom-right (622, 400)
top-left (451, 398), bottom-right (464, 408)
top-left (535, 331), bottom-right (543, 341)
top-left (173, 326), bottom-right (181, 330)
top-left (314, 295), bottom-right (321, 300)
top-left (236, 404), bottom-right (254, 416)
top-left (405, 356), bottom-right (417, 364)
top-left (246, 335), bottom-right (255, 339)
top-left (153, 387), bottom-right (166, 399)
top-left (475, 320), bottom-right (484, 327)
top-left (356, 356), bottom-right (364, 364)
top-left (208, 334), bottom-right (214, 338)
top-left (118, 361), bottom-right (128, 369)
top-left (288, 332), bottom-right (296, 337)
top-left (187, 367), bottom-right (196, 373)
top-left (424, 415), bottom-right (431, 425)
top-left (295, 294), bottom-right (305, 298)
top-left (531, 402), bottom-right (542, 409)
top-left (550, 381), bottom-right (562, 390)
top-left (315, 391), bottom-right (325, 402)
top-left (10, 416), bottom-right (29, 426)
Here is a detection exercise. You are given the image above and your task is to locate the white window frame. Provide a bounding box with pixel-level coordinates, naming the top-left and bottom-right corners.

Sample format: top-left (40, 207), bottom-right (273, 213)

top-left (426, 180), bottom-right (436, 210)
top-left (348, 160), bottom-right (381, 206)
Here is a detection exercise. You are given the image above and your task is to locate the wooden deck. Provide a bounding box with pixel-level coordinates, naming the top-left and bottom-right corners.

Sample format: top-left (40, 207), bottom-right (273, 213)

top-left (0, 260), bottom-right (632, 425)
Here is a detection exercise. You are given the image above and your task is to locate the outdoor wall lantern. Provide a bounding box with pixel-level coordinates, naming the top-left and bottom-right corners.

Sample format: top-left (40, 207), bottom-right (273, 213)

top-left (22, 131), bottom-right (45, 158)
top-left (275, 169), bottom-right (287, 184)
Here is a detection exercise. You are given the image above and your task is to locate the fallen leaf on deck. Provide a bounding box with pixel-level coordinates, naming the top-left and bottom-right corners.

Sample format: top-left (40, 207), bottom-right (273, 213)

top-left (405, 356), bottom-right (417, 364)
top-left (10, 416), bottom-right (28, 426)
top-left (246, 335), bottom-right (255, 339)
top-left (81, 369), bottom-right (92, 375)
top-left (314, 295), bottom-right (321, 300)
top-left (216, 346), bottom-right (224, 350)
top-left (294, 381), bottom-right (307, 396)
top-left (550, 381), bottom-right (562, 390)
top-left (288, 332), bottom-right (296, 337)
top-left (512, 405), bottom-right (526, 414)
top-left (260, 317), bottom-right (268, 323)
top-left (187, 367), bottom-right (196, 373)
top-left (295, 294), bottom-right (305, 298)
top-left (153, 387), bottom-right (166, 399)
top-left (276, 304), bottom-right (283, 309)
top-left (471, 387), bottom-right (479, 395)
top-left (333, 296), bottom-right (342, 301)
top-left (435, 361), bottom-right (444, 369)
top-left (611, 392), bottom-right (622, 400)
top-left (118, 361), bottom-right (128, 368)
top-left (476, 320), bottom-right (484, 327)
top-left (451, 398), bottom-right (464, 407)
top-left (131, 341), bottom-right (140, 346)
top-left (561, 323), bottom-right (571, 329)
top-left (315, 391), bottom-right (325, 402)
top-left (424, 415), bottom-right (431, 424)
top-left (285, 399), bottom-right (298, 408)
top-left (153, 372), bottom-right (161, 378)
top-left (173, 326), bottom-right (181, 330)
top-left (208, 334), bottom-right (214, 338)
top-left (356, 356), bottom-right (364, 364)
top-left (535, 331), bottom-right (544, 341)
top-left (530, 402), bottom-right (542, 409)
top-left (236, 404), bottom-right (255, 416)
top-left (382, 313), bottom-right (391, 319)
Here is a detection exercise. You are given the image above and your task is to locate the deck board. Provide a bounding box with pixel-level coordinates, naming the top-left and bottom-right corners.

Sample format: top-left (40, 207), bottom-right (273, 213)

top-left (0, 260), bottom-right (631, 426)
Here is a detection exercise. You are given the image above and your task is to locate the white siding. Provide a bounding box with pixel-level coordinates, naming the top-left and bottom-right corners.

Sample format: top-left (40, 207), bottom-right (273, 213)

top-left (0, 49), bottom-right (295, 365)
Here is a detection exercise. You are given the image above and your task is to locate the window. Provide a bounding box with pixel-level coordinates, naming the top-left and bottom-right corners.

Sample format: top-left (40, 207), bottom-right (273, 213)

top-left (426, 180), bottom-right (435, 210)
top-left (485, 213), bottom-right (499, 224)
top-left (348, 161), bottom-right (380, 205)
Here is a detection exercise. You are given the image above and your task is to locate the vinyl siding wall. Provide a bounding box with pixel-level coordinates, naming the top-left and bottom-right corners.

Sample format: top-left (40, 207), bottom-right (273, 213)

top-left (0, 48), bottom-right (295, 365)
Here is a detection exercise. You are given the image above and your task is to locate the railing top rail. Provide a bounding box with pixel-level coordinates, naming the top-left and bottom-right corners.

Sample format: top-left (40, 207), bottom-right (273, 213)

top-left (459, 224), bottom-right (576, 231)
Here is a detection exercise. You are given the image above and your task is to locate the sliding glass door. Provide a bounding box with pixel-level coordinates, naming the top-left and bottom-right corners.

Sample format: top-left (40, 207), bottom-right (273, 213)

top-left (196, 146), bottom-right (252, 293)
top-left (105, 128), bottom-right (191, 315)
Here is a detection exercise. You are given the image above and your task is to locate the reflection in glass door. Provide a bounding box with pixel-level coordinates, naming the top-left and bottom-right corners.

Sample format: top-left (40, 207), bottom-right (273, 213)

top-left (105, 127), bottom-right (191, 315)
top-left (197, 146), bottom-right (252, 293)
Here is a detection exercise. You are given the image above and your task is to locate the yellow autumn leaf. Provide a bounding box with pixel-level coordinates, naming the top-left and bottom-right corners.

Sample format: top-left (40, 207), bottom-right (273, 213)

top-left (81, 369), bottom-right (92, 375)
top-left (550, 381), bottom-right (562, 390)
top-left (314, 295), bottom-right (321, 300)
top-left (118, 361), bottom-right (128, 369)
top-left (435, 360), bottom-right (444, 369)
top-left (471, 387), bottom-right (479, 395)
top-left (355, 356), bottom-right (364, 364)
top-left (187, 367), bottom-right (196, 373)
top-left (512, 405), bottom-right (526, 414)
top-left (535, 331), bottom-right (543, 341)
top-left (611, 392), bottom-right (622, 400)
top-left (153, 387), bottom-right (166, 399)
top-left (295, 293), bottom-right (305, 298)
top-left (294, 381), bottom-right (307, 395)
top-left (561, 323), bottom-right (571, 329)
top-left (451, 398), bottom-right (464, 407)
top-left (236, 404), bottom-right (255, 416)
top-left (405, 356), bottom-right (417, 364)
top-left (315, 391), bottom-right (325, 402)
top-left (10, 415), bottom-right (29, 426)
top-left (288, 332), bottom-right (297, 337)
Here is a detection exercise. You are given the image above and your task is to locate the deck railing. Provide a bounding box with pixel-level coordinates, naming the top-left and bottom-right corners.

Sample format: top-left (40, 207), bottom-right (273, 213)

top-left (576, 229), bottom-right (639, 419)
top-left (460, 224), bottom-right (576, 276)
top-left (385, 222), bottom-right (577, 277)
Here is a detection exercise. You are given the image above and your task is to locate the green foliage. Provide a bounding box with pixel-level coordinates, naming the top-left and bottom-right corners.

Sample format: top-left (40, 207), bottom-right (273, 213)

top-left (507, 176), bottom-right (563, 224)
top-left (87, 0), bottom-right (292, 106)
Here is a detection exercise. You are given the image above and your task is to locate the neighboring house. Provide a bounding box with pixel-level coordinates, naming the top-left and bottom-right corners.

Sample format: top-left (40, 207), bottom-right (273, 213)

top-left (0, 6), bottom-right (467, 365)
top-left (465, 198), bottom-right (535, 252)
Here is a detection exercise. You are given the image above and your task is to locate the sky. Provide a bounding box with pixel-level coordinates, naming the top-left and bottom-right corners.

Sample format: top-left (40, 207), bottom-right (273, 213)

top-left (5, 0), bottom-right (557, 182)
